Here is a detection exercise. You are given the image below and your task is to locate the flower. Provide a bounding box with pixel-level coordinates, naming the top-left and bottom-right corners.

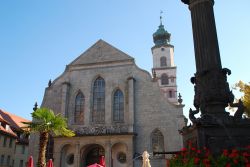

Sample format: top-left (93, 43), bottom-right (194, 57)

top-left (223, 149), bottom-right (229, 156)
top-left (194, 157), bottom-right (200, 164)
top-left (181, 147), bottom-right (187, 152)
top-left (168, 145), bottom-right (250, 167)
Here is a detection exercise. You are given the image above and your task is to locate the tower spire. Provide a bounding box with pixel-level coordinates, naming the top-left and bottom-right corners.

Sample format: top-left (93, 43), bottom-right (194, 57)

top-left (151, 15), bottom-right (177, 104)
top-left (153, 11), bottom-right (171, 46)
top-left (160, 10), bottom-right (163, 25)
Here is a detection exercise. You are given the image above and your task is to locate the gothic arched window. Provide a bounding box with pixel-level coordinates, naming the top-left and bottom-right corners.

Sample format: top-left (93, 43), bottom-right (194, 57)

top-left (151, 129), bottom-right (164, 157)
top-left (160, 56), bottom-right (167, 67)
top-left (92, 77), bottom-right (105, 123)
top-left (161, 74), bottom-right (169, 85)
top-left (75, 92), bottom-right (85, 124)
top-left (113, 89), bottom-right (124, 122)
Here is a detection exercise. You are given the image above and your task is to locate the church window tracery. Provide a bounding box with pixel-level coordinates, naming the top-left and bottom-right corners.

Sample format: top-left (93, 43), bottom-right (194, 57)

top-left (92, 77), bottom-right (105, 123)
top-left (75, 92), bottom-right (85, 124)
top-left (113, 89), bottom-right (124, 122)
top-left (151, 129), bottom-right (164, 158)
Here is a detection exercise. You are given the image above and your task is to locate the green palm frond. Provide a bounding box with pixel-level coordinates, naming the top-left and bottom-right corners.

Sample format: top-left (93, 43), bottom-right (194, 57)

top-left (23, 108), bottom-right (75, 136)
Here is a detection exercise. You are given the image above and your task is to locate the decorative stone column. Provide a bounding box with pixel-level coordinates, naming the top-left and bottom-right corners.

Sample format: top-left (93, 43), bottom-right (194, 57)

top-left (180, 0), bottom-right (250, 156)
top-left (127, 140), bottom-right (134, 167)
top-left (53, 142), bottom-right (61, 167)
top-left (75, 141), bottom-right (80, 167)
top-left (105, 142), bottom-right (112, 167)
top-left (181, 0), bottom-right (234, 117)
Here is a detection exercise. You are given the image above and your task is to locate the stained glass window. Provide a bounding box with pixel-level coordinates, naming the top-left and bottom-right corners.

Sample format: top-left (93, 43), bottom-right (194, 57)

top-left (75, 92), bottom-right (85, 124)
top-left (151, 129), bottom-right (164, 158)
top-left (113, 89), bottom-right (124, 122)
top-left (92, 77), bottom-right (105, 123)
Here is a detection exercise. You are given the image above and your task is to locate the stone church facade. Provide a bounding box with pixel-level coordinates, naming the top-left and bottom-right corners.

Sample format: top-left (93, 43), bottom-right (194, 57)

top-left (29, 22), bottom-right (184, 167)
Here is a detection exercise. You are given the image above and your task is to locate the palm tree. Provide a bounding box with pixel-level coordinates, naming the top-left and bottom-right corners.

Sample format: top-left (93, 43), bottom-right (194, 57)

top-left (23, 108), bottom-right (75, 167)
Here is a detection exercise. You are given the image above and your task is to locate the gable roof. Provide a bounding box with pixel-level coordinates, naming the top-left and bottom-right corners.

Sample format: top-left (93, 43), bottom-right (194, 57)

top-left (0, 125), bottom-right (17, 138)
top-left (69, 39), bottom-right (134, 66)
top-left (0, 109), bottom-right (30, 130)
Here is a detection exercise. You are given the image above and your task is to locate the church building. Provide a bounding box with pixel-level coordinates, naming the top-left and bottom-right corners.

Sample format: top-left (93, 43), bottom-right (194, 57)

top-left (29, 20), bottom-right (185, 167)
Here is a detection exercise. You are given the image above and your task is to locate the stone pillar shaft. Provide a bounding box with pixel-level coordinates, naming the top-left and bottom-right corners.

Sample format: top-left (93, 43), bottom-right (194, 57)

top-left (105, 142), bottom-right (112, 167)
top-left (75, 142), bottom-right (80, 167)
top-left (189, 0), bottom-right (222, 72)
top-left (128, 77), bottom-right (135, 132)
top-left (183, 0), bottom-right (234, 115)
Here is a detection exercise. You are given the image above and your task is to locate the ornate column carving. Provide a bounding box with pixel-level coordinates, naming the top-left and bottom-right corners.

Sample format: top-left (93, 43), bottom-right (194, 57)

top-left (182, 0), bottom-right (234, 117)
top-left (181, 0), bottom-right (250, 157)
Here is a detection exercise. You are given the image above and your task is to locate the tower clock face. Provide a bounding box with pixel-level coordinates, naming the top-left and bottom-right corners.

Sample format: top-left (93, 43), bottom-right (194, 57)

top-left (117, 152), bottom-right (126, 163)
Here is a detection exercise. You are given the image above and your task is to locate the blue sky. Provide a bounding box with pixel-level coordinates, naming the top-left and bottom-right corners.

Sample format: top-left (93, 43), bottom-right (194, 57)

top-left (0, 1), bottom-right (249, 120)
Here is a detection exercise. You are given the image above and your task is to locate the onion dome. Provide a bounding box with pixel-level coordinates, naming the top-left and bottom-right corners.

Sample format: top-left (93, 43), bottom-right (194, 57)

top-left (153, 16), bottom-right (171, 46)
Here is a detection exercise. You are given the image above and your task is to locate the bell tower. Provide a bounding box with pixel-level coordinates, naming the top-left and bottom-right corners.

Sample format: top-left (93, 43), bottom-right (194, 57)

top-left (151, 15), bottom-right (178, 104)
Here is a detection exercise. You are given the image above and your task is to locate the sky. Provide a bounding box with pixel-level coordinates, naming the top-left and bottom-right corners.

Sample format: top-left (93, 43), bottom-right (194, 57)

top-left (0, 1), bottom-right (249, 120)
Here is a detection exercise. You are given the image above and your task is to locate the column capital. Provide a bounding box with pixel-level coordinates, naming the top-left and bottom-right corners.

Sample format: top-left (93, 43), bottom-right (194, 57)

top-left (189, 0), bottom-right (214, 9)
top-left (105, 141), bottom-right (111, 147)
top-left (181, 0), bottom-right (214, 7)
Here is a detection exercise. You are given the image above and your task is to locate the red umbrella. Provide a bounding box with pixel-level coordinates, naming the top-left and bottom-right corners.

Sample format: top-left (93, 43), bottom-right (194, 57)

top-left (99, 156), bottom-right (106, 167)
top-left (87, 163), bottom-right (103, 167)
top-left (47, 159), bottom-right (53, 167)
top-left (27, 156), bottom-right (33, 167)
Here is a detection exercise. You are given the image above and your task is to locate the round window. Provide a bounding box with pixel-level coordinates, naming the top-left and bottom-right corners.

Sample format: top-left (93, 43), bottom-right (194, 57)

top-left (117, 152), bottom-right (126, 163)
top-left (66, 154), bottom-right (74, 165)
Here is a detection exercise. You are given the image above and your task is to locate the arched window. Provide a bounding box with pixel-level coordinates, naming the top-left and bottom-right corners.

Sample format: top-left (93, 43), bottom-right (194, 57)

top-left (151, 129), bottom-right (164, 157)
top-left (92, 77), bottom-right (105, 123)
top-left (75, 92), bottom-right (84, 124)
top-left (161, 74), bottom-right (169, 85)
top-left (160, 57), bottom-right (167, 67)
top-left (113, 89), bottom-right (124, 122)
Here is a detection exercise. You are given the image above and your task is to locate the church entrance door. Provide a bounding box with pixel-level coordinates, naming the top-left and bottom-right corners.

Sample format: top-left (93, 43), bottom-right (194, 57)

top-left (84, 144), bottom-right (105, 166)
